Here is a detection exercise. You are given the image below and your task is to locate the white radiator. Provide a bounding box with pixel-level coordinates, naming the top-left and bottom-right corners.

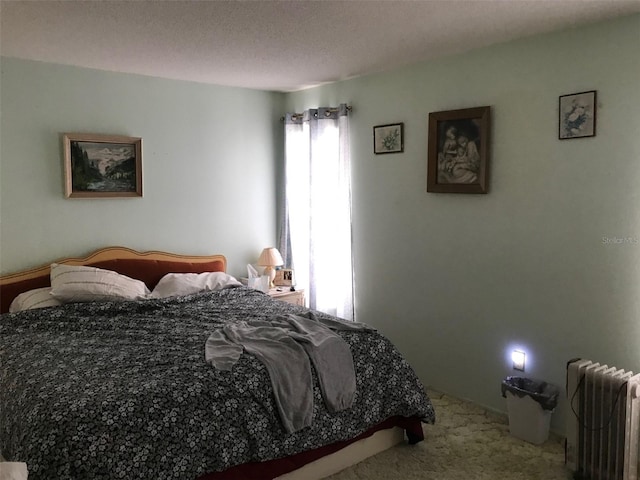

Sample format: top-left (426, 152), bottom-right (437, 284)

top-left (566, 359), bottom-right (640, 480)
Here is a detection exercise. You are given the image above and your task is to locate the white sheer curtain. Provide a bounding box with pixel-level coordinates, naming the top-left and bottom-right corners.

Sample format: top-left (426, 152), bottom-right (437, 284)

top-left (280, 104), bottom-right (354, 320)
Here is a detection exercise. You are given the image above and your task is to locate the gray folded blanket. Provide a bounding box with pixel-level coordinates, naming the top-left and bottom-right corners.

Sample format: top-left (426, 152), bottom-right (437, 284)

top-left (205, 313), bottom-right (372, 433)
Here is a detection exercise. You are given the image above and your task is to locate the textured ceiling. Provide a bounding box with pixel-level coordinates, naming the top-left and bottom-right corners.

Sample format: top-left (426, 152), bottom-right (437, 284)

top-left (1, 0), bottom-right (639, 92)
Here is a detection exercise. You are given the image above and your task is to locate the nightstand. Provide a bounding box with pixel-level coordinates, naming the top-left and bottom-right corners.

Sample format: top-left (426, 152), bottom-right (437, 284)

top-left (268, 288), bottom-right (305, 306)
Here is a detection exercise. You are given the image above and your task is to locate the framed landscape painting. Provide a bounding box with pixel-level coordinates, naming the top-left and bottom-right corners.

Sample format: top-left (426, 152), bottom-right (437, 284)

top-left (427, 106), bottom-right (490, 194)
top-left (63, 133), bottom-right (143, 198)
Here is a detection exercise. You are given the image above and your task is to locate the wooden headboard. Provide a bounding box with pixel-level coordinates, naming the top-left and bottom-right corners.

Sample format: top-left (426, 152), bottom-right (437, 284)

top-left (0, 246), bottom-right (227, 314)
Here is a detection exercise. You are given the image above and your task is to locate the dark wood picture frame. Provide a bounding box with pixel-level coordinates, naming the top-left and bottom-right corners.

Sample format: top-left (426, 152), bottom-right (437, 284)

top-left (373, 123), bottom-right (404, 154)
top-left (558, 90), bottom-right (596, 140)
top-left (63, 133), bottom-right (143, 198)
top-left (427, 106), bottom-right (490, 194)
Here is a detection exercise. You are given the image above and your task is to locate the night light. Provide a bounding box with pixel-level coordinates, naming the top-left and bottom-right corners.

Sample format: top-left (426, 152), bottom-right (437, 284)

top-left (512, 350), bottom-right (526, 371)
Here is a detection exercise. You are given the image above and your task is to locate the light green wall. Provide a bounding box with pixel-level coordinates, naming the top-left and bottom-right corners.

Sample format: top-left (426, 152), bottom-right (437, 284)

top-left (286, 15), bottom-right (640, 430)
top-left (0, 58), bottom-right (285, 277)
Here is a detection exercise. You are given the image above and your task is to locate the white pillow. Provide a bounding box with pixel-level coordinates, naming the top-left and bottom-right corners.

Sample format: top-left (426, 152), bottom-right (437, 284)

top-left (150, 272), bottom-right (241, 299)
top-left (9, 287), bottom-right (62, 313)
top-left (50, 263), bottom-right (150, 303)
top-left (0, 462), bottom-right (29, 480)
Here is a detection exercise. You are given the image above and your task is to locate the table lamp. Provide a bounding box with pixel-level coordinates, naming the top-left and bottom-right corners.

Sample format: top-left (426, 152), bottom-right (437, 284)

top-left (258, 247), bottom-right (284, 288)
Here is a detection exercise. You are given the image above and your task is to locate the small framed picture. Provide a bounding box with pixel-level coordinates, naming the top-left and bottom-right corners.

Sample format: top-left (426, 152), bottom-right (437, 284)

top-left (559, 90), bottom-right (596, 140)
top-left (427, 106), bottom-right (490, 194)
top-left (63, 133), bottom-right (143, 198)
top-left (373, 123), bottom-right (404, 154)
top-left (274, 269), bottom-right (295, 286)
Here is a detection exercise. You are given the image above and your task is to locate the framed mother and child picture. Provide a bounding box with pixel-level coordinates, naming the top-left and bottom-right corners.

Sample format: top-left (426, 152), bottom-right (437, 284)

top-left (427, 106), bottom-right (490, 194)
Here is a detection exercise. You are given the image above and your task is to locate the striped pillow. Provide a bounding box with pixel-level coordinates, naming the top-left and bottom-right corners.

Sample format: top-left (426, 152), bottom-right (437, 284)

top-left (150, 272), bottom-right (242, 299)
top-left (9, 287), bottom-right (62, 313)
top-left (50, 263), bottom-right (150, 303)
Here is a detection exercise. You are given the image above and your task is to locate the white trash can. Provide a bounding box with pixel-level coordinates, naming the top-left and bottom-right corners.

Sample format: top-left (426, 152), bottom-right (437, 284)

top-left (501, 376), bottom-right (558, 445)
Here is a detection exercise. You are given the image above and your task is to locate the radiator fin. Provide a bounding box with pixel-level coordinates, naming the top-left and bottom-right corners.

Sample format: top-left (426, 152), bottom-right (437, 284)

top-left (567, 359), bottom-right (640, 480)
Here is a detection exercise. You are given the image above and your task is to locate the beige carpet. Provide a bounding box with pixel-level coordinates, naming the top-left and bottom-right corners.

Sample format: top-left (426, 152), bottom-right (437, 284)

top-left (326, 391), bottom-right (572, 480)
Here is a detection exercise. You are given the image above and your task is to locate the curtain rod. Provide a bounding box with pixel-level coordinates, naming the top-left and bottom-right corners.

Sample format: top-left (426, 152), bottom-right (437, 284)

top-left (281, 105), bottom-right (352, 122)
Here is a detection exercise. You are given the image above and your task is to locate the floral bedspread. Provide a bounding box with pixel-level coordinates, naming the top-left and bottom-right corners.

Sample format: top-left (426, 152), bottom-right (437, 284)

top-left (0, 287), bottom-right (435, 480)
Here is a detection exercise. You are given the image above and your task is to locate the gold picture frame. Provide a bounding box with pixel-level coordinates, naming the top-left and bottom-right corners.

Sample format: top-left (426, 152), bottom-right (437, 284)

top-left (63, 133), bottom-right (143, 198)
top-left (274, 269), bottom-right (295, 286)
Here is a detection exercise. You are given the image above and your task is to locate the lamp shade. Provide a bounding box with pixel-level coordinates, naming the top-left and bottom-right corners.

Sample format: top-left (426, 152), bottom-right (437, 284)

top-left (257, 247), bottom-right (284, 267)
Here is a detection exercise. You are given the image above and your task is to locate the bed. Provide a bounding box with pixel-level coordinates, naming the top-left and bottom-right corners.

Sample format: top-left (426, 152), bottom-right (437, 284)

top-left (0, 246), bottom-right (435, 480)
